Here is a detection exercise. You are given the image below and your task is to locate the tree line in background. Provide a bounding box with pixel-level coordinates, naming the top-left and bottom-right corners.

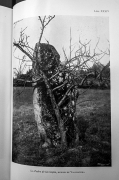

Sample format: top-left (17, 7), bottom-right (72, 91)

top-left (13, 61), bottom-right (110, 89)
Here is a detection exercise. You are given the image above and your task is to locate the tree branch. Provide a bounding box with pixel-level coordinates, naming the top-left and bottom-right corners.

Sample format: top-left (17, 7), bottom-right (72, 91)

top-left (13, 42), bottom-right (33, 61)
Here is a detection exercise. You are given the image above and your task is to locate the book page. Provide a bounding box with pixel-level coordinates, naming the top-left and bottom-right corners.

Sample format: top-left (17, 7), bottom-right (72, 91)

top-left (0, 6), bottom-right (12, 180)
top-left (11, 0), bottom-right (119, 180)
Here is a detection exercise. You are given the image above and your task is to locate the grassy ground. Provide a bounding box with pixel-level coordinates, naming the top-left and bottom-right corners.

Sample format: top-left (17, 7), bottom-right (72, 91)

top-left (13, 87), bottom-right (111, 166)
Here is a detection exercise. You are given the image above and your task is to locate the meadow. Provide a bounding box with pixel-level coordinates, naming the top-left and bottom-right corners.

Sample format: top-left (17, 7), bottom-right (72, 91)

top-left (12, 87), bottom-right (111, 166)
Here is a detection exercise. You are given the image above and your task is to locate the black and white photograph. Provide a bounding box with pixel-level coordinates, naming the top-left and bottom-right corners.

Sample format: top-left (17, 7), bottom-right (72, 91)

top-left (12, 15), bottom-right (111, 167)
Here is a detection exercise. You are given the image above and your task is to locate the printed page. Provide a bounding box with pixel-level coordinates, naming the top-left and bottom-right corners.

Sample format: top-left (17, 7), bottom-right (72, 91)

top-left (11, 0), bottom-right (119, 180)
top-left (0, 6), bottom-right (12, 180)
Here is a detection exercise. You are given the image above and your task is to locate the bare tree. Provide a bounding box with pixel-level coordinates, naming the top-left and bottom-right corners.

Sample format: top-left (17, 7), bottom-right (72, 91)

top-left (13, 16), bottom-right (110, 148)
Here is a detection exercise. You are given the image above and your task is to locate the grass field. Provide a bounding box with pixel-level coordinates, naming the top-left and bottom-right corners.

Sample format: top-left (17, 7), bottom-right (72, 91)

top-left (13, 87), bottom-right (111, 166)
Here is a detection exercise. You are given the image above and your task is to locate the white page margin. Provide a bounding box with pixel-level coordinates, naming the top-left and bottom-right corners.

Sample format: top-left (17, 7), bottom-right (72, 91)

top-left (0, 6), bottom-right (12, 180)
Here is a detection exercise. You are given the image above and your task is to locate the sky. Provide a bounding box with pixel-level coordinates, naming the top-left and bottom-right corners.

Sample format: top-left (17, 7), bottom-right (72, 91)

top-left (13, 15), bottom-right (109, 75)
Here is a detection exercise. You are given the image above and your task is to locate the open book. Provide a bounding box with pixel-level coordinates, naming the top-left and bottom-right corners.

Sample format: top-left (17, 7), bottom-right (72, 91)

top-left (0, 0), bottom-right (119, 179)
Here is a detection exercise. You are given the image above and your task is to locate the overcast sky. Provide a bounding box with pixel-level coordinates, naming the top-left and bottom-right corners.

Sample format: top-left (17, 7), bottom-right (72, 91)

top-left (13, 15), bottom-right (109, 74)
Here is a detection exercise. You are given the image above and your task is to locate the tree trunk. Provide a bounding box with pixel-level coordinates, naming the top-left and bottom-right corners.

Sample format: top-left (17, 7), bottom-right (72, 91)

top-left (59, 119), bottom-right (67, 148)
top-left (40, 70), bottom-right (67, 148)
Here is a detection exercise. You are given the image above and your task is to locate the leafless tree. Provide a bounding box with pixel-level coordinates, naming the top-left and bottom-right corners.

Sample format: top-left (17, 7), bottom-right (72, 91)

top-left (13, 16), bottom-right (110, 148)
